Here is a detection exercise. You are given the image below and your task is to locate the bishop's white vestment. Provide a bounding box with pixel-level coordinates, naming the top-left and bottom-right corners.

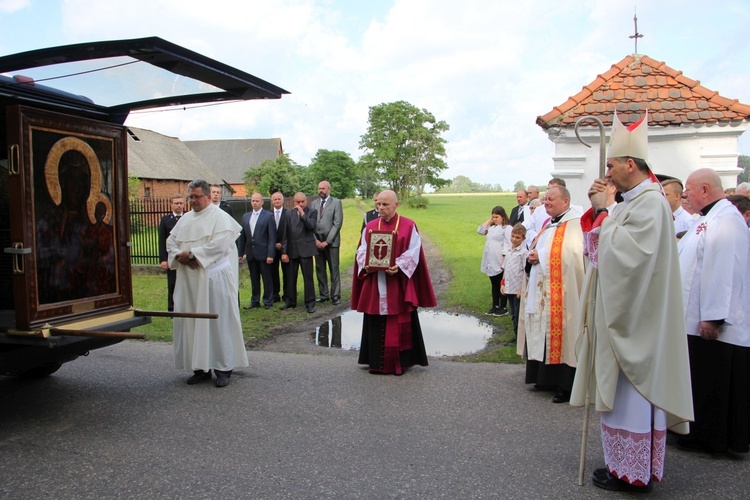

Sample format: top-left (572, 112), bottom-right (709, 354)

top-left (571, 181), bottom-right (693, 486)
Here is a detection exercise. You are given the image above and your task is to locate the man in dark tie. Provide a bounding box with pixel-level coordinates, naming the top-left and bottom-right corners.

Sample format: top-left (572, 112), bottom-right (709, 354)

top-left (311, 180), bottom-right (344, 305)
top-left (158, 193), bottom-right (185, 311)
top-left (269, 191), bottom-right (288, 303)
top-left (238, 192), bottom-right (276, 309)
top-left (509, 189), bottom-right (529, 225)
top-left (280, 192), bottom-right (318, 313)
top-left (210, 183), bottom-right (234, 216)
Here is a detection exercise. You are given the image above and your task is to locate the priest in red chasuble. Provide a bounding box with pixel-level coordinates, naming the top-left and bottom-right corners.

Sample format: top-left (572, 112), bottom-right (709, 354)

top-left (351, 190), bottom-right (436, 375)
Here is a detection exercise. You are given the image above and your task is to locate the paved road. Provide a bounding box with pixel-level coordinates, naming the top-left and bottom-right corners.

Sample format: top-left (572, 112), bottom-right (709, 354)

top-left (0, 341), bottom-right (746, 499)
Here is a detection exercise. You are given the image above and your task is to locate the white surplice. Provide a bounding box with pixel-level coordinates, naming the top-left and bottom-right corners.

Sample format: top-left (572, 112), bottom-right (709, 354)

top-left (678, 198), bottom-right (750, 347)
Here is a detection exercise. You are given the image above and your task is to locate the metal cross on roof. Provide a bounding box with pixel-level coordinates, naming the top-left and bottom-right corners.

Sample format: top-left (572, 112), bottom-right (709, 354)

top-left (629, 9), bottom-right (644, 54)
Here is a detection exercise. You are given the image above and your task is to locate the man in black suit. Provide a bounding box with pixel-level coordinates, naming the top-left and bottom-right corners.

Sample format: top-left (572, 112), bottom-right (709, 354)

top-left (211, 183), bottom-right (234, 216)
top-left (238, 192), bottom-right (276, 309)
top-left (269, 191), bottom-right (288, 303)
top-left (361, 191), bottom-right (380, 231)
top-left (280, 192), bottom-right (318, 313)
top-left (158, 194), bottom-right (185, 311)
top-left (509, 189), bottom-right (529, 226)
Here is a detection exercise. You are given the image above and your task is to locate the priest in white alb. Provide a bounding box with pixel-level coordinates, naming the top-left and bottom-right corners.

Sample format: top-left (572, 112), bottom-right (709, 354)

top-left (677, 168), bottom-right (750, 455)
top-left (167, 179), bottom-right (248, 388)
top-left (571, 112), bottom-right (693, 493)
top-left (517, 184), bottom-right (584, 404)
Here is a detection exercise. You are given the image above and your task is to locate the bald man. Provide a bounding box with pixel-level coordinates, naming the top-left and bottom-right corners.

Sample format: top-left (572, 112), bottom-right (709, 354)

top-left (311, 181), bottom-right (344, 305)
top-left (351, 190), bottom-right (437, 375)
top-left (677, 168), bottom-right (750, 455)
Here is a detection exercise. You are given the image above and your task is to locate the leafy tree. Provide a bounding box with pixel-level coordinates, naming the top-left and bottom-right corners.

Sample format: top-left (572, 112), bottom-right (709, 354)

top-left (450, 175), bottom-right (476, 193)
top-left (306, 149), bottom-right (357, 199)
top-left (359, 101), bottom-right (449, 200)
top-left (437, 176), bottom-right (502, 193)
top-left (738, 155), bottom-right (750, 183)
top-left (478, 182), bottom-right (503, 192)
top-left (513, 181), bottom-right (526, 192)
top-left (128, 175), bottom-right (142, 199)
top-left (244, 153), bottom-right (302, 197)
top-left (355, 155), bottom-right (382, 199)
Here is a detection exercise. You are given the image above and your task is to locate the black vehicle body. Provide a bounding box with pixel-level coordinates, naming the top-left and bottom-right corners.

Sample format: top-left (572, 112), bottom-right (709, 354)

top-left (0, 37), bottom-right (287, 376)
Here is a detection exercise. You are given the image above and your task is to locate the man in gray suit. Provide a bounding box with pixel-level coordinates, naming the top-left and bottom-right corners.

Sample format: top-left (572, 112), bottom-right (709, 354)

top-left (280, 192), bottom-right (318, 313)
top-left (311, 180), bottom-right (344, 305)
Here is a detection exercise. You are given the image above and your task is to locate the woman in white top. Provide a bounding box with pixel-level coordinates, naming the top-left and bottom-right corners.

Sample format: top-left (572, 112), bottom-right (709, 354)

top-left (477, 205), bottom-right (512, 316)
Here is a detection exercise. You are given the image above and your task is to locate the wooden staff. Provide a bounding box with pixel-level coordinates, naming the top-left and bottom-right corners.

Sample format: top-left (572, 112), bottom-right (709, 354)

top-left (573, 115), bottom-right (607, 486)
top-left (133, 309), bottom-right (218, 319)
top-left (49, 328), bottom-right (145, 339)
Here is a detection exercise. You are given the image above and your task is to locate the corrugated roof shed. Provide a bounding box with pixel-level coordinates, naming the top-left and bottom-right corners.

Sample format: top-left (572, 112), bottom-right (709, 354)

top-left (127, 127), bottom-right (221, 184)
top-left (184, 138), bottom-right (283, 184)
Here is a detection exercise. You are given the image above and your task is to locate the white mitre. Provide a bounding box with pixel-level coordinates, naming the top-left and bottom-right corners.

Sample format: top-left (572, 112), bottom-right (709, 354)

top-left (608, 111), bottom-right (648, 160)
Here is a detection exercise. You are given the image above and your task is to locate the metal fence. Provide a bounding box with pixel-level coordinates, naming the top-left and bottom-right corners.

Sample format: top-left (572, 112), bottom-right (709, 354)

top-left (128, 197), bottom-right (279, 265)
top-left (129, 198), bottom-right (171, 265)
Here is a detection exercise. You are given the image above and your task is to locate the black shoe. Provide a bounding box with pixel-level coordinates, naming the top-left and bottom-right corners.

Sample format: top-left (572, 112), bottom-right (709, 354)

top-left (186, 370), bottom-right (212, 385)
top-left (215, 374), bottom-right (230, 388)
top-left (552, 390), bottom-right (570, 403)
top-left (592, 471), bottom-right (653, 493)
top-left (593, 468), bottom-right (609, 480)
top-left (332, 298), bottom-right (341, 305)
top-left (307, 307), bottom-right (315, 313)
top-left (497, 307), bottom-right (508, 316)
top-left (264, 304), bottom-right (273, 309)
top-left (280, 304), bottom-right (295, 310)
top-left (316, 297), bottom-right (329, 303)
top-left (243, 303), bottom-right (260, 309)
top-left (486, 306), bottom-right (500, 316)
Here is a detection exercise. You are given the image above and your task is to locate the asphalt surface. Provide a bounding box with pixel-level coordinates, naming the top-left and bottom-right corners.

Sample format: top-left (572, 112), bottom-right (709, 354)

top-left (0, 341), bottom-right (747, 499)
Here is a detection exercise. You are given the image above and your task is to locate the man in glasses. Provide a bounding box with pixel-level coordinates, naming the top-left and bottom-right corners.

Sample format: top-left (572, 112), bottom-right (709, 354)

top-left (167, 180), bottom-right (248, 388)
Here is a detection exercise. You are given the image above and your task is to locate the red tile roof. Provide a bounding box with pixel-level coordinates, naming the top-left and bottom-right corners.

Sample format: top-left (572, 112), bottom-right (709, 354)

top-left (536, 54), bottom-right (750, 130)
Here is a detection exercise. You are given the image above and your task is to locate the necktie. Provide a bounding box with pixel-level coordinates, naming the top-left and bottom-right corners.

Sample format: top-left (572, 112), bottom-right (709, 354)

top-left (275, 210), bottom-right (280, 228)
top-left (320, 199), bottom-right (326, 215)
top-left (250, 211), bottom-right (258, 234)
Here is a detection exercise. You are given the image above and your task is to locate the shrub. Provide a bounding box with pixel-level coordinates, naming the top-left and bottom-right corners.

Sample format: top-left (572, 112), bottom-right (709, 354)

top-left (405, 196), bottom-right (429, 209)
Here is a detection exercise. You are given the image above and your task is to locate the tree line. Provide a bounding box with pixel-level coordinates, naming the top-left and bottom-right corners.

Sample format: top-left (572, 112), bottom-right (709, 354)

top-left (244, 101), bottom-right (450, 200)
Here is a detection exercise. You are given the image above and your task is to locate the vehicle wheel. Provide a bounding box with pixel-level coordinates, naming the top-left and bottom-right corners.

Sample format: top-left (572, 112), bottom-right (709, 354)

top-left (18, 362), bottom-right (63, 379)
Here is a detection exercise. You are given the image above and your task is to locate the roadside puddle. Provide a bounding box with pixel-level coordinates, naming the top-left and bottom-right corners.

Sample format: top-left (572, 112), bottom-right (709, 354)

top-left (312, 310), bottom-right (495, 356)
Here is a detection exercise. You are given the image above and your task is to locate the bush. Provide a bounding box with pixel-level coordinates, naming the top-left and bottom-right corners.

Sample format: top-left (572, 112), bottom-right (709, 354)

top-left (405, 196), bottom-right (429, 209)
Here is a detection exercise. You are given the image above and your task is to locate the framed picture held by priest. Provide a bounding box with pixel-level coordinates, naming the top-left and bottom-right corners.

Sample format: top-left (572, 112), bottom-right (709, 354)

top-left (365, 230), bottom-right (396, 271)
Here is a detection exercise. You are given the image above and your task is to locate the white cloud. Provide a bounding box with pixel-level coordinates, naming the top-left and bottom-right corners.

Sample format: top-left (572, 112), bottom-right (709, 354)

top-left (23, 0), bottom-right (747, 188)
top-left (0, 0), bottom-right (28, 13)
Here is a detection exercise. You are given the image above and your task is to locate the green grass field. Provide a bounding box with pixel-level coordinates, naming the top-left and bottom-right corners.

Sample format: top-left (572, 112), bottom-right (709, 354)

top-left (133, 193), bottom-right (522, 363)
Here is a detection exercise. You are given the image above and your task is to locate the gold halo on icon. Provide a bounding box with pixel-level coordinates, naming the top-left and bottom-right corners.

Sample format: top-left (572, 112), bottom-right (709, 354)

top-left (44, 136), bottom-right (111, 224)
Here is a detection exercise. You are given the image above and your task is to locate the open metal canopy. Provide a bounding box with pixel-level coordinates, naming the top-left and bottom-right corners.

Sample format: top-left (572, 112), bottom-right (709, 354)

top-left (0, 36), bottom-right (289, 123)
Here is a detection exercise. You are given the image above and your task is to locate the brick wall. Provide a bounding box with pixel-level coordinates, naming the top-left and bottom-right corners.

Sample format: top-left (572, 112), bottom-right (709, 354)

top-left (138, 179), bottom-right (192, 199)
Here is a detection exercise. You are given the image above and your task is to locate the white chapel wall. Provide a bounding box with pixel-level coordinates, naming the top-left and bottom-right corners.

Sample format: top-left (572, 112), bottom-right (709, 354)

top-left (546, 122), bottom-right (748, 206)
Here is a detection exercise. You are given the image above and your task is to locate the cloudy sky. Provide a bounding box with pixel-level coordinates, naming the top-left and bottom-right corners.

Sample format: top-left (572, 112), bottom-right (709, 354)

top-left (1, 0), bottom-right (749, 189)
